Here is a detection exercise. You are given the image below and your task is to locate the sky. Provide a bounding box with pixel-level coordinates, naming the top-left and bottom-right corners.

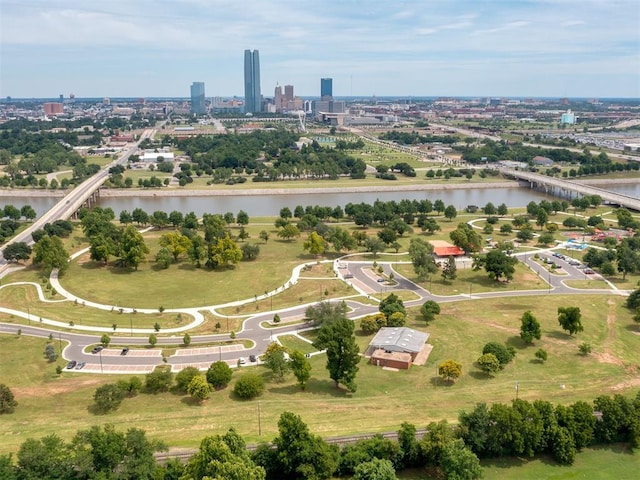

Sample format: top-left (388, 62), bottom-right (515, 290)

top-left (1, 0), bottom-right (639, 99)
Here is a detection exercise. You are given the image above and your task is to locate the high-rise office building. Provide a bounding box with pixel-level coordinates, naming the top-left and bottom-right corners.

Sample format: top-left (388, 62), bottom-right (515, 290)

top-left (244, 49), bottom-right (262, 113)
top-left (321, 78), bottom-right (333, 100)
top-left (284, 85), bottom-right (294, 102)
top-left (190, 82), bottom-right (206, 114)
top-left (274, 85), bottom-right (283, 112)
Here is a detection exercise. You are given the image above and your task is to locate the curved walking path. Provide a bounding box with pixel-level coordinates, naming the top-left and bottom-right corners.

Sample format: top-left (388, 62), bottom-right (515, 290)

top-left (0, 238), bottom-right (633, 373)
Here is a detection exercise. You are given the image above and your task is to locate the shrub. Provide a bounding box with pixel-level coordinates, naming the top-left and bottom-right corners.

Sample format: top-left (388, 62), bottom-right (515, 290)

top-left (234, 373), bottom-right (264, 399)
top-left (579, 342), bottom-right (592, 356)
top-left (206, 361), bottom-right (233, 389)
top-left (482, 342), bottom-right (515, 368)
top-left (0, 384), bottom-right (18, 414)
top-left (175, 366), bottom-right (201, 392)
top-left (145, 368), bottom-right (173, 393)
top-left (93, 383), bottom-right (125, 412)
top-left (535, 349), bottom-right (548, 362)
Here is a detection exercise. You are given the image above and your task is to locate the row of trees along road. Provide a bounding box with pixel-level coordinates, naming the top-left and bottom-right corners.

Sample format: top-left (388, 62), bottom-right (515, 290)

top-left (2, 390), bottom-right (639, 479)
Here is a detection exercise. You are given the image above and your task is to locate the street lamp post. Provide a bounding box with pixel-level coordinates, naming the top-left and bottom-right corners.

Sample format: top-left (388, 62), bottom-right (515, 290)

top-left (99, 349), bottom-right (103, 374)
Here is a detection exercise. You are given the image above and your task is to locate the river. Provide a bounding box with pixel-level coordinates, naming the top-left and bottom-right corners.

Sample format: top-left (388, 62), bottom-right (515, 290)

top-left (3, 183), bottom-right (638, 218)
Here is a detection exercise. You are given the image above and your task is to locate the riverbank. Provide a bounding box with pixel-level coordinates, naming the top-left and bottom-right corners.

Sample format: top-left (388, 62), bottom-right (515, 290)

top-left (1, 176), bottom-right (638, 199)
top-left (98, 181), bottom-right (521, 197)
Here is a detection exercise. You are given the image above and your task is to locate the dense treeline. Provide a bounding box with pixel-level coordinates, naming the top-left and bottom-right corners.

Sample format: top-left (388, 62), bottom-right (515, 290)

top-left (379, 130), bottom-right (459, 145)
top-left (1, 392), bottom-right (637, 479)
top-left (456, 138), bottom-right (616, 165)
top-left (0, 114), bottom-right (158, 135)
top-left (174, 130), bottom-right (367, 183)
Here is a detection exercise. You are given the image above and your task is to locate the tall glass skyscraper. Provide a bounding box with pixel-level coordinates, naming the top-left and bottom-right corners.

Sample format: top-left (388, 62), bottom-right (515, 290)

top-left (190, 82), bottom-right (206, 114)
top-left (321, 78), bottom-right (333, 100)
top-left (244, 50), bottom-right (261, 113)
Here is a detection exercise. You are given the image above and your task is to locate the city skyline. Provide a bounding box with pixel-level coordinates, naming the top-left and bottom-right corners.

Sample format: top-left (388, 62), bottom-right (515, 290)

top-left (1, 0), bottom-right (639, 99)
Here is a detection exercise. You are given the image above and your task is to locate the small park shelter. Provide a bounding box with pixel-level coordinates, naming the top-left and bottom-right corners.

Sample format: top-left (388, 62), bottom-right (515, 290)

top-left (367, 327), bottom-right (430, 369)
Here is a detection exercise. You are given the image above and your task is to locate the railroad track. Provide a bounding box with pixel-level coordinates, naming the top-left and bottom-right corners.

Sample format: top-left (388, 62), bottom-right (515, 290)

top-left (155, 428), bottom-right (429, 464)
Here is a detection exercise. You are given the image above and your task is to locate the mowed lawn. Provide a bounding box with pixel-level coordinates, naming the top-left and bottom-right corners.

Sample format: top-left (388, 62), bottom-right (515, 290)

top-left (59, 226), bottom-right (312, 309)
top-left (1, 294), bottom-right (639, 458)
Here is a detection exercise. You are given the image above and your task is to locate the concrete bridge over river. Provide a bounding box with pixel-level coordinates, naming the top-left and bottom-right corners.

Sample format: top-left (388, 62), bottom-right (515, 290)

top-left (499, 168), bottom-right (640, 212)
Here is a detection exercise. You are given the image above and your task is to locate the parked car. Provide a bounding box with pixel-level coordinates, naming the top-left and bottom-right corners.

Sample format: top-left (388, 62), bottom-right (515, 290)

top-left (91, 345), bottom-right (103, 354)
top-left (238, 357), bottom-right (247, 365)
top-left (75, 362), bottom-right (86, 370)
top-left (377, 278), bottom-right (385, 283)
top-left (66, 360), bottom-right (77, 369)
top-left (584, 268), bottom-right (595, 274)
top-left (120, 347), bottom-right (129, 356)
top-left (249, 355), bottom-right (257, 363)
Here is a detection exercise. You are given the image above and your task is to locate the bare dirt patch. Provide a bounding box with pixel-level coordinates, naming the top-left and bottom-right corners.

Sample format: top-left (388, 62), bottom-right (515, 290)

top-left (14, 378), bottom-right (103, 397)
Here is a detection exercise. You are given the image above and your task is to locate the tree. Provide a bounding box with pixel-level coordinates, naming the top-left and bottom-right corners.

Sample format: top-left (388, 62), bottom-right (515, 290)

top-left (434, 199), bottom-right (445, 214)
top-left (439, 439), bottom-right (483, 480)
top-left (263, 342), bottom-right (290, 382)
top-left (477, 353), bottom-right (501, 375)
top-left (184, 430), bottom-right (265, 480)
top-left (206, 361), bottom-right (233, 389)
top-left (438, 360), bottom-right (462, 382)
top-left (483, 202), bottom-right (497, 215)
top-left (500, 223), bottom-right (513, 234)
top-left (148, 333), bottom-right (157, 347)
top-left (305, 300), bottom-right (348, 326)
top-left (266, 411), bottom-right (339, 480)
top-left (236, 210), bottom-right (249, 225)
top-left (2, 242), bottom-right (32, 262)
top-left (352, 458), bottom-right (397, 480)
top-left (259, 230), bottom-right (270, 243)
top-left (482, 342), bottom-right (514, 368)
top-left (241, 242), bottom-right (260, 260)
top-left (557, 306), bottom-right (583, 336)
top-left (360, 313), bottom-right (387, 334)
top-left (234, 373), bottom-right (264, 399)
top-left (444, 205), bottom-right (458, 222)
top-left (277, 223), bottom-right (301, 241)
top-left (32, 234), bottom-right (69, 274)
top-left (315, 317), bottom-right (361, 392)
top-left (497, 203), bottom-right (508, 216)
top-left (421, 300), bottom-right (441, 323)
top-left (175, 366), bottom-right (201, 392)
top-left (289, 350), bottom-right (312, 390)
top-left (144, 368), bottom-right (173, 393)
top-left (44, 343), bottom-right (58, 362)
top-left (0, 384), bottom-right (17, 414)
top-left (210, 233), bottom-right (243, 268)
top-left (441, 255), bottom-right (457, 282)
top-left (16, 434), bottom-right (75, 479)
top-left (520, 310), bottom-right (542, 344)
top-left (365, 236), bottom-right (386, 257)
top-left (536, 209), bottom-right (549, 230)
top-left (535, 348), bottom-right (548, 362)
top-left (118, 225), bottom-right (149, 270)
top-left (450, 223), bottom-right (482, 253)
top-left (187, 375), bottom-right (212, 402)
top-left (303, 231), bottom-right (326, 256)
top-left (627, 288), bottom-right (640, 310)
top-left (474, 249), bottom-right (518, 282)
top-left (379, 293), bottom-right (406, 319)
top-left (159, 230), bottom-right (192, 262)
top-left (93, 383), bottom-right (126, 412)
top-left (408, 237), bottom-right (438, 281)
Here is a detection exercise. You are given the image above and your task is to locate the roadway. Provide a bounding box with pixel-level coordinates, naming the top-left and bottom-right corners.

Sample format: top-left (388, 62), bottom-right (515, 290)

top-left (0, 128), bottom-right (156, 271)
top-left (0, 245), bottom-right (627, 374)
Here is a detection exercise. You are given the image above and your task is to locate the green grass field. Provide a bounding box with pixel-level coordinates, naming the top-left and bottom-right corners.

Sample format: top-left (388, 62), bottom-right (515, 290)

top-left (2, 293), bottom-right (638, 458)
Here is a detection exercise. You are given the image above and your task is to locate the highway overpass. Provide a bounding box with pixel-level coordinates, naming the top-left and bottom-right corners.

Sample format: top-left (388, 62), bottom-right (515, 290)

top-left (499, 167), bottom-right (640, 211)
top-left (0, 128), bottom-right (156, 270)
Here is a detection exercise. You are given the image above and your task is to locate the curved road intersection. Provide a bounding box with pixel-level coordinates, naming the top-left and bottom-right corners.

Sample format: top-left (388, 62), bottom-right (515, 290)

top-left (0, 242), bottom-right (629, 375)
